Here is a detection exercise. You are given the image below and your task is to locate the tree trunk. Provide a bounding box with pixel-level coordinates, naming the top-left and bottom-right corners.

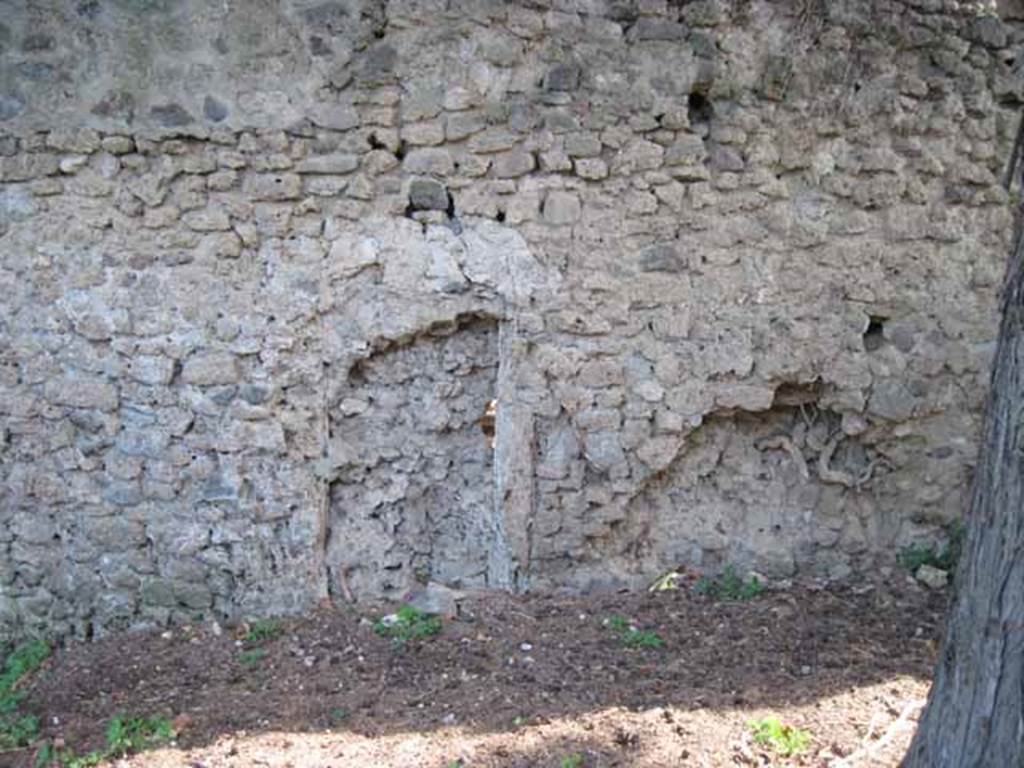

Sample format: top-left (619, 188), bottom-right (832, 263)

top-left (902, 125), bottom-right (1024, 766)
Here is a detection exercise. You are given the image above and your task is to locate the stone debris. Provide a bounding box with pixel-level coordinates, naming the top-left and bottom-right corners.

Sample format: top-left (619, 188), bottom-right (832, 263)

top-left (916, 565), bottom-right (950, 590)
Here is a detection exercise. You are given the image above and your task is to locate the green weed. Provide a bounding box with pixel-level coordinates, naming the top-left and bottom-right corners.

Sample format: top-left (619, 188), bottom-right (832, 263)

top-left (239, 648), bottom-right (267, 668)
top-left (561, 753), bottom-right (585, 768)
top-left (243, 619), bottom-right (283, 644)
top-left (0, 639), bottom-right (50, 749)
top-left (694, 566), bottom-right (764, 601)
top-left (39, 712), bottom-right (175, 767)
top-left (621, 630), bottom-right (665, 649)
top-left (604, 616), bottom-right (666, 650)
top-left (34, 742), bottom-right (56, 767)
top-left (373, 605), bottom-right (443, 648)
top-left (328, 707), bottom-right (348, 726)
top-left (898, 520), bottom-right (966, 575)
top-left (105, 712), bottom-right (174, 757)
top-left (749, 716), bottom-right (812, 757)
top-left (606, 615), bottom-right (630, 633)
top-left (59, 750), bottom-right (104, 768)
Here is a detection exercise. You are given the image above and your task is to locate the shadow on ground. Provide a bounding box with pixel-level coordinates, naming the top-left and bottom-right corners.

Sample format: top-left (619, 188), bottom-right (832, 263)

top-left (10, 582), bottom-right (946, 767)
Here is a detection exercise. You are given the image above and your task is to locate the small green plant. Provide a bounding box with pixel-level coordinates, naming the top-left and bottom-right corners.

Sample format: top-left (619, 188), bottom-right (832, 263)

top-left (0, 639), bottom-right (50, 749)
top-left (695, 566), bottom-right (763, 601)
top-left (445, 762), bottom-right (464, 768)
top-left (105, 712), bottom-right (175, 757)
top-left (561, 753), bottom-right (585, 768)
top-left (606, 615), bottom-right (630, 633)
top-left (41, 712), bottom-right (175, 767)
top-left (898, 520), bottom-right (966, 575)
top-left (621, 629), bottom-right (665, 649)
top-left (328, 707), bottom-right (348, 726)
top-left (749, 716), bottom-right (812, 758)
top-left (604, 616), bottom-right (665, 650)
top-left (60, 751), bottom-right (105, 768)
top-left (239, 648), bottom-right (267, 668)
top-left (243, 619), bottom-right (283, 644)
top-left (373, 605), bottom-right (443, 648)
top-left (898, 543), bottom-right (938, 572)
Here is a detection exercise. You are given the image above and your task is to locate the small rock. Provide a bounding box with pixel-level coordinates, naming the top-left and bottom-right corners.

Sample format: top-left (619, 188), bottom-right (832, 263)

top-left (630, 18), bottom-right (687, 41)
top-left (403, 148), bottom-right (454, 176)
top-left (181, 351), bottom-right (240, 386)
top-left (59, 155), bottom-right (89, 174)
top-left (519, 642), bottom-right (533, 652)
top-left (203, 95), bottom-right (229, 123)
top-left (312, 105), bottom-right (360, 131)
top-left (916, 564), bottom-right (949, 590)
top-left (492, 150), bottom-right (536, 179)
top-left (638, 243), bottom-right (684, 273)
top-left (544, 62), bottom-right (582, 92)
top-left (408, 178), bottom-right (449, 211)
top-left (150, 103), bottom-right (193, 128)
top-left (542, 190), bottom-right (581, 225)
top-left (294, 153), bottom-right (359, 174)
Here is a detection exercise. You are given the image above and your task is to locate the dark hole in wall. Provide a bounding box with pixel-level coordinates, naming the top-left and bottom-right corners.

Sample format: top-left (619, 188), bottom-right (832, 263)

top-left (863, 316), bottom-right (886, 352)
top-left (688, 90), bottom-right (714, 125)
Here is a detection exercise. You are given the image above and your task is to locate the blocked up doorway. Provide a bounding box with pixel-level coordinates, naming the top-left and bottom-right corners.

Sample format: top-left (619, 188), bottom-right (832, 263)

top-left (324, 316), bottom-right (500, 600)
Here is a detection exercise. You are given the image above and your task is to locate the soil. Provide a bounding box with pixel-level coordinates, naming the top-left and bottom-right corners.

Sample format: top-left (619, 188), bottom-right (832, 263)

top-left (6, 579), bottom-right (946, 768)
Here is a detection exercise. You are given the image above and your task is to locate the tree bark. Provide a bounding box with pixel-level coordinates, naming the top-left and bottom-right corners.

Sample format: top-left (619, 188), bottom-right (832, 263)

top-left (902, 125), bottom-right (1024, 766)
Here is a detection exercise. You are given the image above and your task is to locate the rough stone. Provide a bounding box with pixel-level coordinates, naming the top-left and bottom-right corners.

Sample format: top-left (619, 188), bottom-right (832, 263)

top-left (295, 153), bottom-right (359, 174)
top-left (128, 356), bottom-right (176, 386)
top-left (544, 63), bottom-right (582, 92)
top-left (243, 173), bottom-right (302, 201)
top-left (916, 564), bottom-right (949, 590)
top-left (492, 151), bottom-right (536, 179)
top-left (181, 352), bottom-right (240, 386)
top-left (183, 209), bottom-right (231, 231)
top-left (312, 105), bottom-right (360, 131)
top-left (408, 179), bottom-right (449, 211)
top-left (43, 375), bottom-right (118, 411)
top-left (403, 148), bottom-right (454, 176)
top-left (630, 18), bottom-right (688, 41)
top-left (638, 243), bottom-right (685, 273)
top-left (203, 95), bottom-right (229, 123)
top-left (150, 103), bottom-right (193, 128)
top-left (574, 158), bottom-right (608, 180)
top-left (542, 191), bottom-right (581, 225)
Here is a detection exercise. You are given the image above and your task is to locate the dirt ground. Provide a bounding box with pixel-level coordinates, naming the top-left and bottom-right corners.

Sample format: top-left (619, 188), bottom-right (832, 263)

top-left (7, 579), bottom-right (946, 768)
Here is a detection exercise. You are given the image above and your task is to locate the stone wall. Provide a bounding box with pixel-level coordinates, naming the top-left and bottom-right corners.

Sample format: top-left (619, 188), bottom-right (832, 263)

top-left (0, 0), bottom-right (1019, 640)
